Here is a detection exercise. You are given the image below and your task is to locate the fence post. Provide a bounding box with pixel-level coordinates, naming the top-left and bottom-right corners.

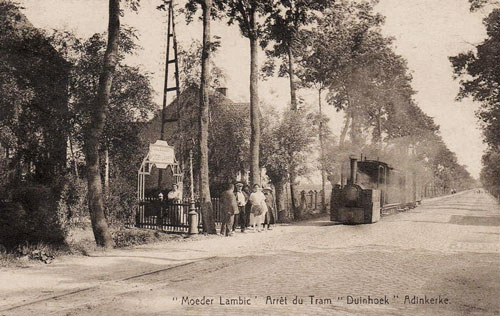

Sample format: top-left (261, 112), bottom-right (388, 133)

top-left (314, 190), bottom-right (318, 210)
top-left (300, 190), bottom-right (307, 211)
top-left (308, 190), bottom-right (313, 209)
top-left (188, 200), bottom-right (198, 234)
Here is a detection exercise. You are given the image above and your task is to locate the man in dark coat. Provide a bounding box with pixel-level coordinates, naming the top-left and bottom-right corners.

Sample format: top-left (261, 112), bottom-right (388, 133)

top-left (233, 182), bottom-right (247, 232)
top-left (263, 188), bottom-right (277, 229)
top-left (220, 182), bottom-right (238, 236)
top-left (242, 185), bottom-right (252, 228)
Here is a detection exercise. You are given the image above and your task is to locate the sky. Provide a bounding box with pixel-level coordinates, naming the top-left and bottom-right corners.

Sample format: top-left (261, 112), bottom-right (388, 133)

top-left (18, 0), bottom-right (492, 178)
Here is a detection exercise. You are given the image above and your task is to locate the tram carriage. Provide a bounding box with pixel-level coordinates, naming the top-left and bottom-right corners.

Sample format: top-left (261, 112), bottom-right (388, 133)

top-left (330, 157), bottom-right (420, 224)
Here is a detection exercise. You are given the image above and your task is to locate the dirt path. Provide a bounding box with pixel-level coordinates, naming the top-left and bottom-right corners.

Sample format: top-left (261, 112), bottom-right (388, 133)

top-left (1, 191), bottom-right (499, 316)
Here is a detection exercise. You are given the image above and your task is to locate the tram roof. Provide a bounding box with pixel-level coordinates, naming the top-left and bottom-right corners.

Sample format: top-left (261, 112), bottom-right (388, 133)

top-left (359, 159), bottom-right (394, 170)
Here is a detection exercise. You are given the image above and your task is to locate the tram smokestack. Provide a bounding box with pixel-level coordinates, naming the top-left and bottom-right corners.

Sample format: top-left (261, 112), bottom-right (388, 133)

top-left (350, 157), bottom-right (358, 184)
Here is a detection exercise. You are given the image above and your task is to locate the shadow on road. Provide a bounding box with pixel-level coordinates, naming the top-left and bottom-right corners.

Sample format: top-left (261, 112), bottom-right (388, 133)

top-left (291, 220), bottom-right (342, 227)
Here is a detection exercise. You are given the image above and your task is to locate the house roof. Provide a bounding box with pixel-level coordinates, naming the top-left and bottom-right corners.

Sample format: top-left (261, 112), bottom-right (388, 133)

top-left (141, 86), bottom-right (249, 145)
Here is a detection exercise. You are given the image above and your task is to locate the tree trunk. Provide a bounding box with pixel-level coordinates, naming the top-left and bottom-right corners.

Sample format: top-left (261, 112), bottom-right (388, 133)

top-left (339, 113), bottom-right (351, 148)
top-left (288, 44), bottom-right (297, 111)
top-left (290, 173), bottom-right (300, 219)
top-left (350, 110), bottom-right (358, 146)
top-left (318, 88), bottom-right (326, 213)
top-left (84, 0), bottom-right (120, 248)
top-left (287, 42), bottom-right (299, 216)
top-left (199, 0), bottom-right (216, 234)
top-left (274, 179), bottom-right (287, 222)
top-left (69, 133), bottom-right (79, 178)
top-left (377, 107), bottom-right (382, 153)
top-left (249, 13), bottom-right (260, 187)
top-left (104, 147), bottom-right (109, 194)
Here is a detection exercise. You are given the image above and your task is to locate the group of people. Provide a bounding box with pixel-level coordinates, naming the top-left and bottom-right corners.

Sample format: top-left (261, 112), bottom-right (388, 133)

top-left (219, 182), bottom-right (275, 236)
top-left (158, 184), bottom-right (182, 203)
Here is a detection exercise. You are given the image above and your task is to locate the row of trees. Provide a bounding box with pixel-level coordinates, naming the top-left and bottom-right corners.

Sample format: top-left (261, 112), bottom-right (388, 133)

top-left (178, 0), bottom-right (474, 226)
top-left (1, 0), bottom-right (475, 247)
top-left (451, 1), bottom-right (500, 196)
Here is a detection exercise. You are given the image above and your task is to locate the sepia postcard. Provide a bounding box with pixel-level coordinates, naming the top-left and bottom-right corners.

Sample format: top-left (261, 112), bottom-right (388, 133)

top-left (0, 0), bottom-right (499, 315)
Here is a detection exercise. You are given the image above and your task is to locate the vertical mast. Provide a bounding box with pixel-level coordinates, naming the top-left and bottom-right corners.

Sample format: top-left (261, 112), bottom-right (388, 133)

top-left (159, 0), bottom-right (182, 188)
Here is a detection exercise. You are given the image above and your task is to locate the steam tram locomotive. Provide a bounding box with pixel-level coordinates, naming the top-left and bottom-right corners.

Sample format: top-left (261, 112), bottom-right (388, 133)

top-left (330, 157), bottom-right (420, 224)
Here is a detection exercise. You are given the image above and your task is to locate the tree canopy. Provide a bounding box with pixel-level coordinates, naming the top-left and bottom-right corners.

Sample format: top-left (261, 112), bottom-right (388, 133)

top-left (50, 29), bottom-right (156, 182)
top-left (451, 8), bottom-right (500, 195)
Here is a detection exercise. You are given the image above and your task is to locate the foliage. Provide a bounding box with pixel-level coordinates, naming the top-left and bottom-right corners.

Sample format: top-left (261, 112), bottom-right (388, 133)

top-left (313, 115), bottom-right (341, 185)
top-left (57, 173), bottom-right (89, 227)
top-left (0, 1), bottom-right (69, 184)
top-left (261, 107), bottom-right (316, 195)
top-left (294, 0), bottom-right (398, 149)
top-left (0, 184), bottom-right (68, 250)
top-left (261, 106), bottom-right (316, 218)
top-left (177, 40), bottom-right (225, 89)
top-left (469, 0), bottom-right (498, 11)
top-left (480, 150), bottom-right (500, 196)
top-left (104, 173), bottom-right (137, 227)
top-left (112, 228), bottom-right (167, 248)
top-left (208, 0), bottom-right (268, 39)
top-left (0, 242), bottom-right (72, 267)
top-left (49, 30), bottom-right (156, 226)
top-left (261, 0), bottom-right (329, 79)
top-left (451, 8), bottom-right (500, 194)
top-left (450, 9), bottom-right (500, 150)
top-left (208, 98), bottom-right (250, 183)
top-left (285, 0), bottom-right (474, 194)
top-left (16, 243), bottom-right (55, 264)
top-left (260, 106), bottom-right (287, 185)
top-left (49, 29), bottom-right (156, 156)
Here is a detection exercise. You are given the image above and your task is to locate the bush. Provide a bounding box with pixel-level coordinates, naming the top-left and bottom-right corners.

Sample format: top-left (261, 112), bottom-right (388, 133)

top-left (104, 175), bottom-right (137, 227)
top-left (0, 159), bottom-right (9, 201)
top-left (0, 250), bottom-right (25, 268)
top-left (57, 174), bottom-right (89, 227)
top-left (0, 242), bottom-right (72, 267)
top-left (0, 184), bottom-right (68, 250)
top-left (112, 228), bottom-right (162, 248)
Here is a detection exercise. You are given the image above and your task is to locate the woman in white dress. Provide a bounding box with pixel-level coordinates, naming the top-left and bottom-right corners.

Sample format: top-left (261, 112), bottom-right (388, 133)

top-left (249, 184), bottom-right (267, 232)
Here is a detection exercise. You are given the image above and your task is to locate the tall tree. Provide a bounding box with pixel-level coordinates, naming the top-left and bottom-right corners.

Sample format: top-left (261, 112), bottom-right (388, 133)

top-left (84, 0), bottom-right (121, 248)
top-left (262, 0), bottom-right (329, 111)
top-left (450, 8), bottom-right (500, 196)
top-left (213, 0), bottom-right (268, 187)
top-left (261, 0), bottom-right (329, 216)
top-left (199, 0), bottom-right (217, 233)
top-left (295, 0), bottom-right (386, 208)
top-left (180, 0), bottom-right (218, 233)
top-left (296, 23), bottom-right (338, 212)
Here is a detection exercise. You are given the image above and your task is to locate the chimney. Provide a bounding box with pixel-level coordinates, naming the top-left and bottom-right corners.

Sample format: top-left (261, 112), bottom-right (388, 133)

top-left (216, 87), bottom-right (227, 96)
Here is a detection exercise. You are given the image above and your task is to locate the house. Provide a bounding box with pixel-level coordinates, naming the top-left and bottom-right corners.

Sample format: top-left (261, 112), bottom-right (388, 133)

top-left (140, 86), bottom-right (250, 197)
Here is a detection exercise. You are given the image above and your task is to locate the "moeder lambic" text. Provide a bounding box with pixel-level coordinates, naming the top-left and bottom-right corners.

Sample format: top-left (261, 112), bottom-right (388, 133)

top-left (180, 296), bottom-right (252, 305)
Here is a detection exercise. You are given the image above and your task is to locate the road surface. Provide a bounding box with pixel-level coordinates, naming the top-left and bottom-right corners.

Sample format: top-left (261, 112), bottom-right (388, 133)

top-left (1, 190), bottom-right (499, 316)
